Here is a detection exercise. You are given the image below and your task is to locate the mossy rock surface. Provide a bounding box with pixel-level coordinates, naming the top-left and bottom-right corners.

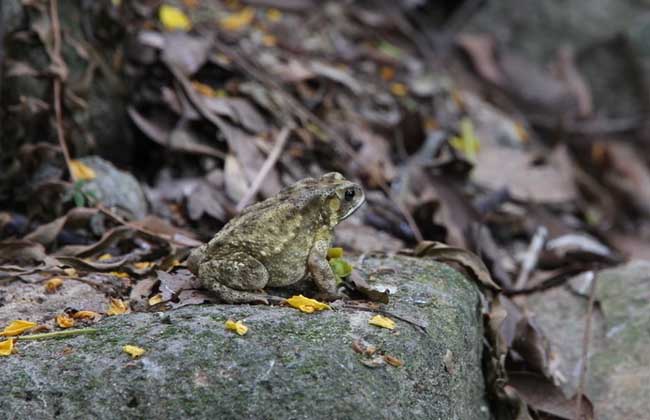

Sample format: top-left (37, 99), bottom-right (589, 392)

top-left (0, 256), bottom-right (489, 420)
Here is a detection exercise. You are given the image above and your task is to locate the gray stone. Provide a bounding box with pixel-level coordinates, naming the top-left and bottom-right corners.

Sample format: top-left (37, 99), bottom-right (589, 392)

top-left (528, 261), bottom-right (650, 419)
top-left (79, 156), bottom-right (148, 221)
top-left (0, 256), bottom-right (489, 420)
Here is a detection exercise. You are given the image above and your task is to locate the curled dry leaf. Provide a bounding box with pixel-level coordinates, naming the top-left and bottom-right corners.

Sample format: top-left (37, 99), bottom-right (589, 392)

top-left (106, 298), bottom-right (129, 316)
top-left (45, 277), bottom-right (64, 293)
top-left (56, 314), bottom-right (75, 329)
top-left (414, 241), bottom-right (501, 290)
top-left (383, 354), bottom-right (404, 368)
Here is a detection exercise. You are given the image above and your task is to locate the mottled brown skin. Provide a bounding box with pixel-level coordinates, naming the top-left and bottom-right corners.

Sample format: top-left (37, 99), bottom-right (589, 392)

top-left (187, 173), bottom-right (365, 304)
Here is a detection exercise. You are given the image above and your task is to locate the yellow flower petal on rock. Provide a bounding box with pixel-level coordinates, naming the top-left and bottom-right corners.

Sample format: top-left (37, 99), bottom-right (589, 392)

top-left (56, 314), bottom-right (75, 329)
top-left (0, 338), bottom-right (14, 356)
top-left (69, 160), bottom-right (96, 181)
top-left (286, 295), bottom-right (331, 314)
top-left (225, 319), bottom-right (249, 336)
top-left (45, 277), bottom-right (64, 293)
top-left (159, 4), bottom-right (192, 31)
top-left (220, 7), bottom-right (255, 31)
top-left (107, 298), bottom-right (129, 316)
top-left (72, 311), bottom-right (100, 320)
top-left (1, 320), bottom-right (37, 336)
top-left (148, 294), bottom-right (163, 306)
top-left (369, 315), bottom-right (395, 330)
top-left (123, 345), bottom-right (146, 358)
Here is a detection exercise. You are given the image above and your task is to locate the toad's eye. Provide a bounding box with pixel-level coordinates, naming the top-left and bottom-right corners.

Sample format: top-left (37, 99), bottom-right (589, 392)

top-left (344, 189), bottom-right (355, 201)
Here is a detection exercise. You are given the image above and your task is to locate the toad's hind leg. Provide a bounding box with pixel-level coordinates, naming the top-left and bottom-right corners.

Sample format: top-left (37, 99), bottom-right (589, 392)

top-left (199, 252), bottom-right (273, 304)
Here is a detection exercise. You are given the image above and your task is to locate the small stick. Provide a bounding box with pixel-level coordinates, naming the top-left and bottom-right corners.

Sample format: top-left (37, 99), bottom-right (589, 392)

top-left (49, 0), bottom-right (73, 178)
top-left (236, 126), bottom-right (292, 212)
top-left (514, 226), bottom-right (548, 290)
top-left (19, 328), bottom-right (98, 341)
top-left (575, 271), bottom-right (597, 420)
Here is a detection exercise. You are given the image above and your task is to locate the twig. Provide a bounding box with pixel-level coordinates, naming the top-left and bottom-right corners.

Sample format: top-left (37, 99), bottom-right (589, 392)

top-left (340, 304), bottom-right (428, 334)
top-left (514, 226), bottom-right (548, 290)
top-left (49, 0), bottom-right (73, 178)
top-left (97, 205), bottom-right (201, 248)
top-left (236, 126), bottom-right (292, 212)
top-left (19, 328), bottom-right (98, 341)
top-left (575, 271), bottom-right (597, 420)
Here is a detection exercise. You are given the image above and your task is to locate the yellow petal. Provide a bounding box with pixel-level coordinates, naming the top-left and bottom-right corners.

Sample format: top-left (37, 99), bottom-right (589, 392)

top-left (192, 81), bottom-right (217, 97)
top-left (266, 8), bottom-right (282, 22)
top-left (1, 320), bottom-right (37, 336)
top-left (106, 298), bottom-right (129, 316)
top-left (220, 7), bottom-right (255, 31)
top-left (134, 261), bottom-right (154, 270)
top-left (98, 253), bottom-right (113, 261)
top-left (63, 268), bottom-right (78, 277)
top-left (110, 271), bottom-right (130, 279)
top-left (159, 4), bottom-right (192, 31)
top-left (123, 345), bottom-right (146, 358)
top-left (390, 82), bottom-right (407, 97)
top-left (69, 160), bottom-right (96, 181)
top-left (72, 310), bottom-right (100, 320)
top-left (0, 338), bottom-right (15, 356)
top-left (56, 314), bottom-right (75, 329)
top-left (327, 247), bottom-right (343, 259)
top-left (225, 319), bottom-right (248, 336)
top-left (369, 315), bottom-right (395, 330)
top-left (45, 277), bottom-right (64, 293)
top-left (286, 295), bottom-right (331, 314)
top-left (148, 294), bottom-right (163, 306)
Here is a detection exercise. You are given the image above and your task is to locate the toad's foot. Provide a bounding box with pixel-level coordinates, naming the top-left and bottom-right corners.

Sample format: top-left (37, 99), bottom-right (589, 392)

top-left (209, 282), bottom-right (284, 305)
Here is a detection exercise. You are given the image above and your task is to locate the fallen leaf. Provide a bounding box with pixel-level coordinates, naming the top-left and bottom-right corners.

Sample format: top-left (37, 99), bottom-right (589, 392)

top-left (415, 241), bottom-right (501, 290)
top-left (368, 315), bottom-right (395, 330)
top-left (159, 4), bottom-right (192, 31)
top-left (45, 277), bottom-right (64, 293)
top-left (286, 295), bottom-right (330, 313)
top-left (359, 355), bottom-right (385, 368)
top-left (0, 339), bottom-right (15, 356)
top-left (383, 354), bottom-right (404, 367)
top-left (106, 298), bottom-right (129, 316)
top-left (98, 253), bottom-right (113, 261)
top-left (449, 117), bottom-right (480, 160)
top-left (1, 320), bottom-right (37, 336)
top-left (225, 319), bottom-right (249, 336)
top-left (56, 314), bottom-right (75, 329)
top-left (110, 271), bottom-right (130, 279)
top-left (351, 338), bottom-right (377, 356)
top-left (69, 160), bottom-right (96, 181)
top-left (220, 7), bottom-right (256, 31)
top-left (123, 345), bottom-right (146, 358)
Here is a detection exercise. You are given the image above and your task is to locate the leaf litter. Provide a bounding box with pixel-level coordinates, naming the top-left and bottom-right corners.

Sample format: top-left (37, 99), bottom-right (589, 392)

top-left (4, 0), bottom-right (647, 417)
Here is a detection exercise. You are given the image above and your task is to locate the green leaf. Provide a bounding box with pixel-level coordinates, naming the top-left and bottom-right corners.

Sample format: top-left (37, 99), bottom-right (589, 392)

top-left (73, 191), bottom-right (86, 207)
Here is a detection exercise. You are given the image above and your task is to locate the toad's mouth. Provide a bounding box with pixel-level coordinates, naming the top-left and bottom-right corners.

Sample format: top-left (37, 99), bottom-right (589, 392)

top-left (340, 195), bottom-right (366, 221)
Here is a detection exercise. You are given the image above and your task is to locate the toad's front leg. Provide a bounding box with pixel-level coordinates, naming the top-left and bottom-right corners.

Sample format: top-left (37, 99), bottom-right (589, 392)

top-left (307, 228), bottom-right (344, 301)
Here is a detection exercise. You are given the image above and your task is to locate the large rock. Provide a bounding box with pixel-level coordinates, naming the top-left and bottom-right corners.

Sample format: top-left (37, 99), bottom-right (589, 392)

top-left (528, 260), bottom-right (650, 419)
top-left (0, 256), bottom-right (489, 419)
